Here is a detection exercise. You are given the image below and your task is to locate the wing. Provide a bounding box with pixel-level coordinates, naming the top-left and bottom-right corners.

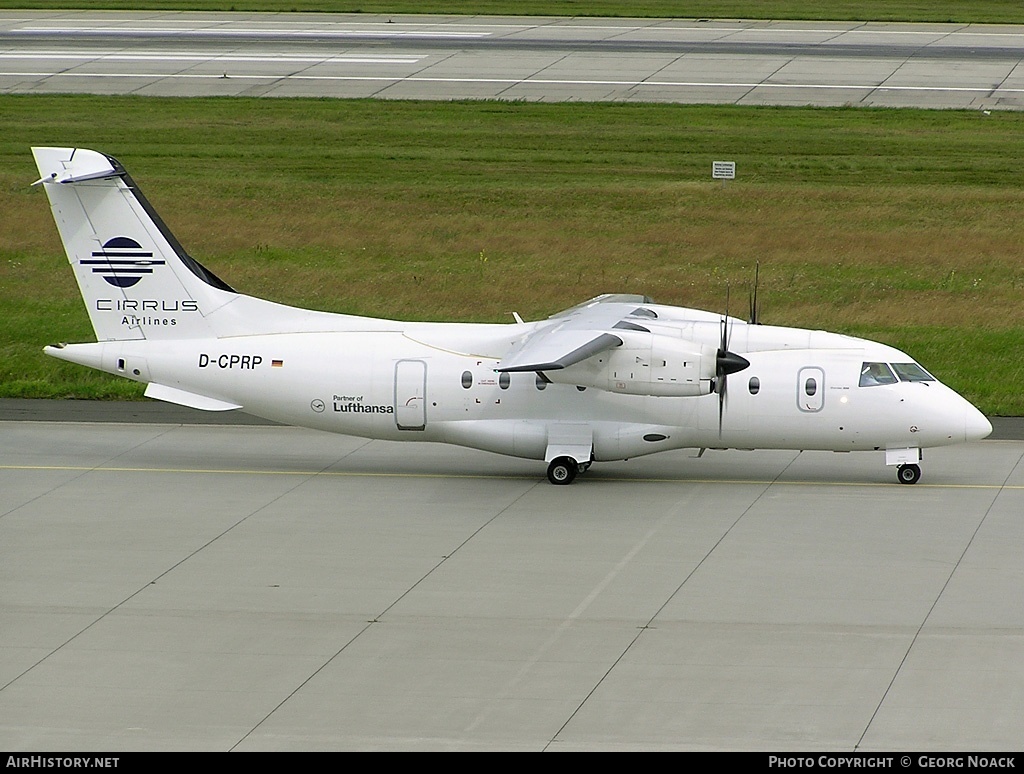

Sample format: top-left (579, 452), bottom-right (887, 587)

top-left (496, 330), bottom-right (622, 372)
top-left (495, 295), bottom-right (657, 373)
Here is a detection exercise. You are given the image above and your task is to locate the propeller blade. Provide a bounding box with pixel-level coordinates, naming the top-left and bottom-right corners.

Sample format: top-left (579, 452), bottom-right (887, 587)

top-left (748, 262), bottom-right (761, 325)
top-left (721, 284), bottom-right (731, 352)
top-left (718, 369), bottom-right (726, 436)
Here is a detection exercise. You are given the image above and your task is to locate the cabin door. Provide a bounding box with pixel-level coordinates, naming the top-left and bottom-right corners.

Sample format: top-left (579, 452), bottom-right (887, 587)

top-left (394, 359), bottom-right (427, 431)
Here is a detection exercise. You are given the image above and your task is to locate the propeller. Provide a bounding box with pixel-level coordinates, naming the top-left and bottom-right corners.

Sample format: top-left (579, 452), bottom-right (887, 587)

top-left (716, 285), bottom-right (751, 436)
top-left (748, 261), bottom-right (761, 325)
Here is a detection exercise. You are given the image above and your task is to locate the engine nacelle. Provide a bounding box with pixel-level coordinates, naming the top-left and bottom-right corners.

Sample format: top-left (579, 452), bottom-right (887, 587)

top-left (549, 332), bottom-right (717, 397)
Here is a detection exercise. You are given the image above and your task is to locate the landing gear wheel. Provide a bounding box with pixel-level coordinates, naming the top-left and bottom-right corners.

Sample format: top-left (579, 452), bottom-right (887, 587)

top-left (897, 464), bottom-right (921, 485)
top-left (547, 457), bottom-right (578, 485)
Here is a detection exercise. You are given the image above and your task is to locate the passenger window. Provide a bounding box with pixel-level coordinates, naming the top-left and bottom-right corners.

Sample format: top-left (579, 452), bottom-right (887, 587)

top-left (805, 377), bottom-right (817, 397)
top-left (859, 362), bottom-right (897, 387)
top-left (461, 371), bottom-right (473, 389)
top-left (499, 372), bottom-right (510, 390)
top-left (535, 373), bottom-right (547, 391)
top-left (748, 377), bottom-right (760, 395)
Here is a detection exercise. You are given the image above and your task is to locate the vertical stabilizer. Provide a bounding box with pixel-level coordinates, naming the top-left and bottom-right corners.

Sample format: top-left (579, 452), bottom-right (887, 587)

top-left (32, 147), bottom-right (236, 341)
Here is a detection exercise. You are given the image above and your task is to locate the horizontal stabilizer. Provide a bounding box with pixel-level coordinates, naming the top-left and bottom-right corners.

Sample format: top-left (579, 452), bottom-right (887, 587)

top-left (32, 147), bottom-right (117, 185)
top-left (144, 383), bottom-right (243, 412)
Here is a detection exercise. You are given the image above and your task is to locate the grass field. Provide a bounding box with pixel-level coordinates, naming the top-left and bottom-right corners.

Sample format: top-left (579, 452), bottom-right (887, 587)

top-left (2, 2), bottom-right (1024, 24)
top-left (3, 96), bottom-right (1024, 413)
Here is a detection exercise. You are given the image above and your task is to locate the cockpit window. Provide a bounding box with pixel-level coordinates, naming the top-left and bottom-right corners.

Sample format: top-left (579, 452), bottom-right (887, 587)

top-left (859, 362), bottom-right (897, 387)
top-left (891, 362), bottom-right (935, 383)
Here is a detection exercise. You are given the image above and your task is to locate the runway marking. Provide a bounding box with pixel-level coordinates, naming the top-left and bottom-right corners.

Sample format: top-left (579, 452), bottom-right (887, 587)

top-left (3, 464), bottom-right (1022, 489)
top-left (18, 26), bottom-right (492, 39)
top-left (0, 53), bottom-right (425, 64)
top-left (15, 22), bottom-right (1024, 40)
top-left (3, 71), bottom-right (1023, 95)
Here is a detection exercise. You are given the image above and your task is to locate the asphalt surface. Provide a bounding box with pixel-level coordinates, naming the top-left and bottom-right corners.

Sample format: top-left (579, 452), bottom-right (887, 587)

top-left (3, 418), bottom-right (1023, 750)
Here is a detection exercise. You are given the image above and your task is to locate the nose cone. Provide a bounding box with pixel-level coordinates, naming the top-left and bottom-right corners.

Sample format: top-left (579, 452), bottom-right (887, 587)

top-left (921, 384), bottom-right (992, 446)
top-left (965, 403), bottom-right (993, 442)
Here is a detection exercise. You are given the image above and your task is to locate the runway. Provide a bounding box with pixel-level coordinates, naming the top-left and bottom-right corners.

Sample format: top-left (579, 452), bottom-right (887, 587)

top-left (2, 413), bottom-right (1024, 750)
top-left (2, 10), bottom-right (1024, 108)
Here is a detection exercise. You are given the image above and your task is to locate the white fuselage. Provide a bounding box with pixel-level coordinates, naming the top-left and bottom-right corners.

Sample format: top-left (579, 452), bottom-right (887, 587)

top-left (49, 307), bottom-right (990, 464)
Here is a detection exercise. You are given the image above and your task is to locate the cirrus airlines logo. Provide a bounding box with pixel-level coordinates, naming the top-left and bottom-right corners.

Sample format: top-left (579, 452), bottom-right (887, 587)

top-left (80, 237), bottom-right (165, 288)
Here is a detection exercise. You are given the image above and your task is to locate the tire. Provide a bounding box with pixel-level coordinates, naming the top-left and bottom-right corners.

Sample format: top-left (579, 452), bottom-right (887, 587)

top-left (897, 464), bottom-right (921, 485)
top-left (547, 457), bottom-right (578, 485)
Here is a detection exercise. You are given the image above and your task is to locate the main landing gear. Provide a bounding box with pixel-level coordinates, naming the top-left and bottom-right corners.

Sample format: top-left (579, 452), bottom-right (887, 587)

top-left (897, 463), bottom-right (922, 485)
top-left (546, 456), bottom-right (591, 485)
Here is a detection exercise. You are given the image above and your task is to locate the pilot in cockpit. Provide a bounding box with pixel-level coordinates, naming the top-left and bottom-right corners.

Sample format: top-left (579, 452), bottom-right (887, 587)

top-left (860, 362), bottom-right (897, 387)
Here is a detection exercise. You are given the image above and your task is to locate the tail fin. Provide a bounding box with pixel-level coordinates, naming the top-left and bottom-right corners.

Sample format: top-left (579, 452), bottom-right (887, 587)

top-left (32, 147), bottom-right (236, 341)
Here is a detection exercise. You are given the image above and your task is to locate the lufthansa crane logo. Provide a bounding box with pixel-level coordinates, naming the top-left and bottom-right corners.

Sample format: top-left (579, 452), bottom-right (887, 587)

top-left (80, 237), bottom-right (165, 288)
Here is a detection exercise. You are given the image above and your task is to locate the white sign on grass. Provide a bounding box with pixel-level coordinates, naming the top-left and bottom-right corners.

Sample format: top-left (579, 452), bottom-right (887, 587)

top-left (712, 161), bottom-right (736, 179)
